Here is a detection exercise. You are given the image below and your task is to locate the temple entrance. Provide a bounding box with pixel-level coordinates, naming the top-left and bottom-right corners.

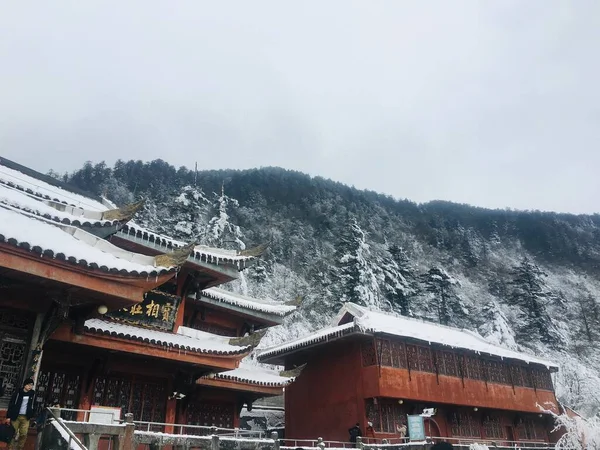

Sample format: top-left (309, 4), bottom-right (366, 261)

top-left (92, 374), bottom-right (167, 424)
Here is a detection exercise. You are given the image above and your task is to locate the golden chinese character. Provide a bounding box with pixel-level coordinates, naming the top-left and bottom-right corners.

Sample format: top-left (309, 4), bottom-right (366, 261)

top-left (161, 303), bottom-right (173, 322)
top-left (130, 304), bottom-right (143, 315)
top-left (146, 300), bottom-right (160, 318)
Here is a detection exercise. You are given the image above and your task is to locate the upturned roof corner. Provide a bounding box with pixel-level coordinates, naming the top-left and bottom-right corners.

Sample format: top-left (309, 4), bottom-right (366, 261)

top-left (154, 241), bottom-right (196, 268)
top-left (229, 329), bottom-right (267, 348)
top-left (237, 243), bottom-right (269, 258)
top-left (101, 199), bottom-right (146, 222)
top-left (279, 363), bottom-right (306, 378)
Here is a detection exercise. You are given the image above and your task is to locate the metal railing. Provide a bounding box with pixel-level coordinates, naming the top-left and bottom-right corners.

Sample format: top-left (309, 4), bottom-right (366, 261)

top-left (281, 436), bottom-right (554, 450)
top-left (133, 420), bottom-right (265, 438)
top-left (46, 407), bottom-right (88, 450)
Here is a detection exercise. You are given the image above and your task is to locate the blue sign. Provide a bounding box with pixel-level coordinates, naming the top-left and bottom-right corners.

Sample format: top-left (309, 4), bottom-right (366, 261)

top-left (407, 415), bottom-right (425, 441)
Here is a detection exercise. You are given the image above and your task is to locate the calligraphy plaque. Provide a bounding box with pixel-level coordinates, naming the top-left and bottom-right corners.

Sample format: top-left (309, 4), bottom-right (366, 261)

top-left (107, 290), bottom-right (181, 331)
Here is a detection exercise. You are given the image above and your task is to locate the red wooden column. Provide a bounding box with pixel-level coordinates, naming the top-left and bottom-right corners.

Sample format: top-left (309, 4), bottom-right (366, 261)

top-left (77, 372), bottom-right (93, 422)
top-left (164, 377), bottom-right (177, 434)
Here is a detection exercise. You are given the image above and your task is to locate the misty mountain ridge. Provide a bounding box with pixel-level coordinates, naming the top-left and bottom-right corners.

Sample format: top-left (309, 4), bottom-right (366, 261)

top-left (61, 160), bottom-right (600, 417)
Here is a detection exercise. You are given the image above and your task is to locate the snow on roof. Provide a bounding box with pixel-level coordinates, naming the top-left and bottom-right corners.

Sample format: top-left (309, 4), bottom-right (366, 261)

top-left (0, 183), bottom-right (117, 228)
top-left (0, 164), bottom-right (107, 211)
top-left (119, 222), bottom-right (255, 267)
top-left (346, 303), bottom-right (557, 368)
top-left (199, 288), bottom-right (296, 317)
top-left (259, 303), bottom-right (558, 369)
top-left (0, 159), bottom-right (256, 269)
top-left (205, 363), bottom-right (293, 387)
top-left (0, 204), bottom-right (173, 275)
top-left (84, 319), bottom-right (251, 355)
top-left (258, 322), bottom-right (357, 361)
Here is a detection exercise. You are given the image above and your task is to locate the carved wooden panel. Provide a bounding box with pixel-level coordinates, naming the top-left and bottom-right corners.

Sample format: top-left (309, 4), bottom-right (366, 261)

top-left (390, 341), bottom-right (407, 369)
top-left (450, 412), bottom-right (481, 437)
top-left (417, 347), bottom-right (434, 373)
top-left (483, 415), bottom-right (504, 439)
top-left (379, 339), bottom-right (392, 366)
top-left (186, 401), bottom-right (234, 430)
top-left (361, 341), bottom-right (377, 367)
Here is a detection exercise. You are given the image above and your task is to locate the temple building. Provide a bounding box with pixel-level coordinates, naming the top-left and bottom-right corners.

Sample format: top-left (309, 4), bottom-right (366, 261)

top-left (0, 157), bottom-right (295, 447)
top-left (258, 303), bottom-right (562, 446)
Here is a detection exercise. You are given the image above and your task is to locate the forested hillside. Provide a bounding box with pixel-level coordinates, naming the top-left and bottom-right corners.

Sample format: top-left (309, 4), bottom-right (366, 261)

top-left (60, 160), bottom-right (600, 416)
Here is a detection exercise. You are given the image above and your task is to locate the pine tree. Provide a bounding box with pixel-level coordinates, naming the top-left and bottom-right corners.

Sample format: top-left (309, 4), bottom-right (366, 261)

top-left (420, 267), bottom-right (466, 326)
top-left (160, 185), bottom-right (209, 240)
top-left (479, 301), bottom-right (517, 349)
top-left (203, 184), bottom-right (245, 250)
top-left (572, 294), bottom-right (600, 354)
top-left (332, 218), bottom-right (380, 309)
top-left (380, 245), bottom-right (419, 316)
top-left (508, 257), bottom-right (562, 347)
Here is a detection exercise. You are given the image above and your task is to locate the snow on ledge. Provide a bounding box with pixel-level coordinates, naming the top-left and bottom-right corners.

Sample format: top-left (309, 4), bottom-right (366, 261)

top-left (84, 319), bottom-right (251, 355)
top-left (205, 363), bottom-right (293, 386)
top-left (0, 204), bottom-right (173, 275)
top-left (199, 288), bottom-right (296, 317)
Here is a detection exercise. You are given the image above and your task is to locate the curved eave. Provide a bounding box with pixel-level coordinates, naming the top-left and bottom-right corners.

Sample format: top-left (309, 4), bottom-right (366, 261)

top-left (118, 225), bottom-right (255, 270)
top-left (50, 325), bottom-right (248, 369)
top-left (0, 242), bottom-right (175, 296)
top-left (192, 295), bottom-right (284, 327)
top-left (196, 377), bottom-right (286, 396)
top-left (0, 176), bottom-right (100, 211)
top-left (84, 326), bottom-right (251, 356)
top-left (0, 234), bottom-right (174, 278)
top-left (111, 233), bottom-right (241, 284)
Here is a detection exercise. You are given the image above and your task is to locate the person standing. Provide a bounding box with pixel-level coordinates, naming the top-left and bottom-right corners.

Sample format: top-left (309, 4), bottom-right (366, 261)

top-left (5, 378), bottom-right (36, 450)
top-left (348, 423), bottom-right (362, 443)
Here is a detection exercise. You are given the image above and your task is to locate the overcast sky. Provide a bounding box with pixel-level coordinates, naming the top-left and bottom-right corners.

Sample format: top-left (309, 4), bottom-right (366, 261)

top-left (1, 1), bottom-right (599, 214)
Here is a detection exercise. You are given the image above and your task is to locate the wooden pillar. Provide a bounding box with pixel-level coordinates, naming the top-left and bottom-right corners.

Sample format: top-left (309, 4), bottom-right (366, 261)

top-left (25, 312), bottom-right (44, 383)
top-left (165, 378), bottom-right (177, 434)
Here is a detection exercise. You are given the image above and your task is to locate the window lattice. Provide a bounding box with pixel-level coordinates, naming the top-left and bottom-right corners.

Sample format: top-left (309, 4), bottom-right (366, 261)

top-left (483, 415), bottom-right (504, 439)
top-left (365, 398), bottom-right (407, 434)
top-left (0, 335), bottom-right (27, 410)
top-left (92, 375), bottom-right (166, 426)
top-left (417, 347), bottom-right (434, 373)
top-left (465, 356), bottom-right (484, 380)
top-left (35, 370), bottom-right (81, 421)
top-left (186, 401), bottom-right (234, 432)
top-left (380, 340), bottom-right (393, 366)
top-left (364, 338), bottom-right (553, 391)
top-left (362, 341), bottom-right (377, 366)
top-left (391, 341), bottom-right (407, 368)
top-left (450, 412), bottom-right (481, 437)
top-left (439, 351), bottom-right (459, 377)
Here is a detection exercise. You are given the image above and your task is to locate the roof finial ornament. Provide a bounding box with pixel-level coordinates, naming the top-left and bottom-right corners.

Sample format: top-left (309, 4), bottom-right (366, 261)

top-left (285, 295), bottom-right (303, 308)
top-left (101, 199), bottom-right (146, 222)
top-left (154, 241), bottom-right (196, 268)
top-left (237, 243), bottom-right (269, 257)
top-left (279, 363), bottom-right (306, 378)
top-left (229, 329), bottom-right (267, 348)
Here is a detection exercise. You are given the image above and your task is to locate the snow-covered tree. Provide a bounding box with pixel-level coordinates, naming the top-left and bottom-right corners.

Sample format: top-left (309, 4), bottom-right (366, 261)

top-left (479, 301), bottom-right (517, 349)
top-left (380, 245), bottom-right (419, 316)
top-left (203, 184), bottom-right (245, 250)
top-left (420, 267), bottom-right (467, 326)
top-left (332, 218), bottom-right (380, 309)
top-left (165, 185), bottom-right (209, 240)
top-left (508, 257), bottom-right (562, 347)
top-left (571, 294), bottom-right (600, 355)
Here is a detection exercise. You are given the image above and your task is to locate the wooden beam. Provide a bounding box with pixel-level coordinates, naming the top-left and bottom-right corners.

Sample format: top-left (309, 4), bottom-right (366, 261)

top-left (0, 245), bottom-right (174, 305)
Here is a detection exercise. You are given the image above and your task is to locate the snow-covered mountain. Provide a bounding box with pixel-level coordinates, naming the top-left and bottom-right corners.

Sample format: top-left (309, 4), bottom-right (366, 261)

top-left (64, 160), bottom-right (600, 417)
